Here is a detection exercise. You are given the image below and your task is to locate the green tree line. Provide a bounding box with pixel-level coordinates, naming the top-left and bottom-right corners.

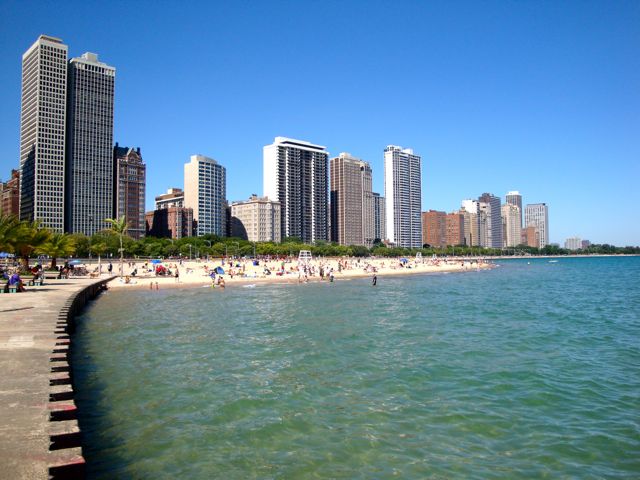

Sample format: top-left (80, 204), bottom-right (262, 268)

top-left (2, 214), bottom-right (639, 269)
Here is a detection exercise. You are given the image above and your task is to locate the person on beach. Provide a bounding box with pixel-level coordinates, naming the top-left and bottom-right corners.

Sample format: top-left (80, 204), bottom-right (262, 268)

top-left (174, 269), bottom-right (180, 283)
top-left (108, 262), bottom-right (113, 274)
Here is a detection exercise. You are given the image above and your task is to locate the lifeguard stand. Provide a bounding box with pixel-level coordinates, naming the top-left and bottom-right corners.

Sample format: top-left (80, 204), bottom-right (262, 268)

top-left (298, 250), bottom-right (313, 263)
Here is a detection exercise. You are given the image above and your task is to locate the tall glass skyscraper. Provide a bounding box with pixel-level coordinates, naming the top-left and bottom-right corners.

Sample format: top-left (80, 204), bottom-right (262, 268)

top-left (65, 52), bottom-right (115, 235)
top-left (384, 145), bottom-right (422, 248)
top-left (19, 35), bottom-right (68, 231)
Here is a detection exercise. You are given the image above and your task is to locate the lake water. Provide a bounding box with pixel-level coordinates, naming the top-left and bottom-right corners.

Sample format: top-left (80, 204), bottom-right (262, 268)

top-left (72, 256), bottom-right (640, 478)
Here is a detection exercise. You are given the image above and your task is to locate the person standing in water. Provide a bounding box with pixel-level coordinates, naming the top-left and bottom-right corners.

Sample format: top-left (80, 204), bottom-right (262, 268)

top-left (372, 274), bottom-right (377, 286)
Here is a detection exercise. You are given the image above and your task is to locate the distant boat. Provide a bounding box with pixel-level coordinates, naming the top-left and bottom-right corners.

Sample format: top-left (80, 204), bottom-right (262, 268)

top-left (549, 260), bottom-right (558, 263)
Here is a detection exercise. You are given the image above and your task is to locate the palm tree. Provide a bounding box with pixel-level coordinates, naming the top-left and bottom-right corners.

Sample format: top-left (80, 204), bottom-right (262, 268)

top-left (36, 233), bottom-right (76, 269)
top-left (13, 220), bottom-right (51, 270)
top-left (90, 241), bottom-right (108, 275)
top-left (105, 216), bottom-right (128, 276)
top-left (0, 214), bottom-right (21, 254)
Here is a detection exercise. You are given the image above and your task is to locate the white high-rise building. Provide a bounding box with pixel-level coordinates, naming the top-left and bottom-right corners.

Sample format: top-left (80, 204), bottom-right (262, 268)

top-left (330, 153), bottom-right (374, 246)
top-left (66, 52), bottom-right (115, 235)
top-left (184, 154), bottom-right (226, 237)
top-left (501, 203), bottom-right (522, 247)
top-left (19, 35), bottom-right (68, 231)
top-left (524, 203), bottom-right (549, 248)
top-left (384, 145), bottom-right (422, 248)
top-left (263, 137), bottom-right (328, 244)
top-left (506, 190), bottom-right (523, 227)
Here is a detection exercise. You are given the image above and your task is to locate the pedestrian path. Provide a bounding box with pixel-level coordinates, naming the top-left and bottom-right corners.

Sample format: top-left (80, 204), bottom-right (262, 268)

top-left (0, 276), bottom-right (111, 480)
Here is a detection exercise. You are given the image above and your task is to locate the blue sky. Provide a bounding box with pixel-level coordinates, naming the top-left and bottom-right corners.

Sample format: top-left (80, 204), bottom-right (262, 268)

top-left (1, 0), bottom-right (638, 245)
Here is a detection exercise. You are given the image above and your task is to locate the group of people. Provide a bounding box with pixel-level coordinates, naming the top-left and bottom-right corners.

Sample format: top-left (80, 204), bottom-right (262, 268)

top-left (3, 269), bottom-right (25, 292)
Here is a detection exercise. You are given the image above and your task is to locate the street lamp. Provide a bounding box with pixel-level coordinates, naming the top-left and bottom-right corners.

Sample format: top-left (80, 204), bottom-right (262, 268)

top-left (188, 244), bottom-right (192, 260)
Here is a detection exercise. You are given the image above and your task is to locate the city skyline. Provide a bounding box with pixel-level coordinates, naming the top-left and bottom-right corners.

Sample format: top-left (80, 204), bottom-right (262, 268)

top-left (0, 1), bottom-right (638, 245)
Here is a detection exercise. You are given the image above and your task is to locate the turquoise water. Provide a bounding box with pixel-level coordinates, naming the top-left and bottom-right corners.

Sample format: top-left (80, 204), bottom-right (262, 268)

top-left (72, 257), bottom-right (640, 479)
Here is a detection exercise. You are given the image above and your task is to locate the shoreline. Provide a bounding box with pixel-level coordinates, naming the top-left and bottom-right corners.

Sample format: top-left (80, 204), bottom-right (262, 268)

top-left (106, 257), bottom-right (494, 291)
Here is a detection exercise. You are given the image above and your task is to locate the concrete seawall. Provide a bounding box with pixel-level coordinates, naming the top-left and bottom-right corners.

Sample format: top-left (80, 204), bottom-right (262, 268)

top-left (0, 277), bottom-right (113, 480)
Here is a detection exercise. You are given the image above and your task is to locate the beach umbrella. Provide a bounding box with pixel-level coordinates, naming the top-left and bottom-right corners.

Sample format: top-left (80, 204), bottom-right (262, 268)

top-left (69, 259), bottom-right (82, 265)
top-left (150, 259), bottom-right (162, 264)
top-left (400, 258), bottom-right (408, 263)
top-left (0, 252), bottom-right (14, 258)
top-left (215, 266), bottom-right (225, 274)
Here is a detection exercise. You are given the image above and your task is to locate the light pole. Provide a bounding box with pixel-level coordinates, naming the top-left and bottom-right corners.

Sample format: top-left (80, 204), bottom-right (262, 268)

top-left (233, 241), bottom-right (239, 257)
top-left (204, 240), bottom-right (211, 261)
top-left (188, 244), bottom-right (192, 260)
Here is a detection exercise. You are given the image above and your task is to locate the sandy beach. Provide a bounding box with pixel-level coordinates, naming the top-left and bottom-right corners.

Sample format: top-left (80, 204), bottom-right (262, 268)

top-left (105, 256), bottom-right (493, 290)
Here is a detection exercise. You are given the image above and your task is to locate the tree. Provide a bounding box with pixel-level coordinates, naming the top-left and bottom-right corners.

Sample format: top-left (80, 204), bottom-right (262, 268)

top-left (0, 214), bottom-right (21, 254)
top-left (105, 216), bottom-right (128, 276)
top-left (13, 221), bottom-right (51, 269)
top-left (90, 241), bottom-right (108, 275)
top-left (36, 233), bottom-right (76, 269)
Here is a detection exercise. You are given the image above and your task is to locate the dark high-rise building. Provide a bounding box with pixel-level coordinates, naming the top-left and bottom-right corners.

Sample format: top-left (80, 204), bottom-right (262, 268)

top-left (114, 144), bottom-right (146, 239)
top-left (330, 153), bottom-right (374, 246)
top-left (263, 137), bottom-right (328, 243)
top-left (145, 207), bottom-right (193, 239)
top-left (19, 35), bottom-right (68, 231)
top-left (478, 193), bottom-right (503, 248)
top-left (372, 192), bottom-right (386, 243)
top-left (65, 52), bottom-right (115, 235)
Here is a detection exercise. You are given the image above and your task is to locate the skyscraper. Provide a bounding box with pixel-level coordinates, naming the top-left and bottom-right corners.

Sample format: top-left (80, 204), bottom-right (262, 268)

top-left (524, 203), bottom-right (549, 248)
top-left (478, 193), bottom-right (503, 248)
top-left (19, 35), bottom-right (68, 231)
top-left (330, 153), bottom-right (374, 246)
top-left (65, 52), bottom-right (115, 235)
top-left (506, 190), bottom-right (523, 227)
top-left (461, 200), bottom-right (480, 247)
top-left (384, 145), bottom-right (422, 248)
top-left (263, 137), bottom-right (328, 244)
top-left (184, 154), bottom-right (227, 237)
top-left (501, 203), bottom-right (522, 247)
top-left (113, 144), bottom-right (146, 239)
top-left (372, 192), bottom-right (386, 243)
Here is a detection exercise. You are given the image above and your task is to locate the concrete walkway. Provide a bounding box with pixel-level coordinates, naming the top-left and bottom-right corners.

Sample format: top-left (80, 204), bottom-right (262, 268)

top-left (0, 276), bottom-right (112, 480)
